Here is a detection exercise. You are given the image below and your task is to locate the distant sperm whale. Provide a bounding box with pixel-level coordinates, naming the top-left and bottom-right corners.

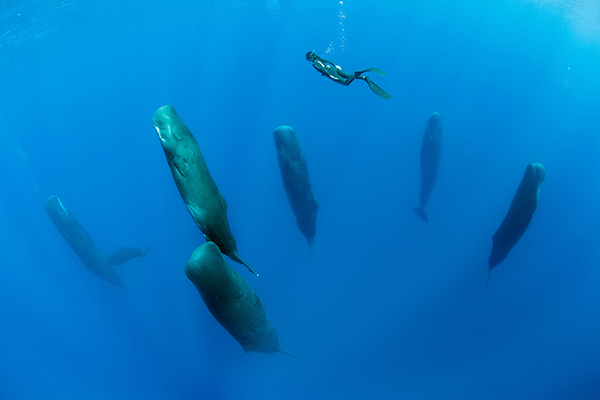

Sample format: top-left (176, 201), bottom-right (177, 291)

top-left (106, 246), bottom-right (153, 267)
top-left (487, 163), bottom-right (546, 286)
top-left (153, 105), bottom-right (255, 275)
top-left (185, 242), bottom-right (298, 357)
top-left (45, 195), bottom-right (125, 289)
top-left (414, 112), bottom-right (442, 223)
top-left (273, 125), bottom-right (319, 251)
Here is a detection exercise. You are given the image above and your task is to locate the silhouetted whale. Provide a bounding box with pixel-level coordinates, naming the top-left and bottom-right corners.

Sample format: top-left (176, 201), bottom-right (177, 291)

top-left (488, 163), bottom-right (546, 286)
top-left (153, 105), bottom-right (255, 275)
top-left (44, 195), bottom-right (125, 289)
top-left (414, 112), bottom-right (442, 223)
top-left (106, 246), bottom-right (153, 266)
top-left (273, 125), bottom-right (319, 251)
top-left (185, 242), bottom-right (298, 357)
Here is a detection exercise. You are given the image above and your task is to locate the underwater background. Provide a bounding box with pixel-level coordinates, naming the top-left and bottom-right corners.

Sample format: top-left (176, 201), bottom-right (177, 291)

top-left (1, 0), bottom-right (600, 399)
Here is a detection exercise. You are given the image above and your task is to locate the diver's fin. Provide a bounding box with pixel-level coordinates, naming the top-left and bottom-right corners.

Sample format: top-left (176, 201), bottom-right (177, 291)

top-left (486, 269), bottom-right (492, 289)
top-left (363, 76), bottom-right (392, 100)
top-left (139, 246), bottom-right (154, 261)
top-left (355, 68), bottom-right (387, 77)
top-left (365, 67), bottom-right (387, 76)
top-left (413, 206), bottom-right (428, 223)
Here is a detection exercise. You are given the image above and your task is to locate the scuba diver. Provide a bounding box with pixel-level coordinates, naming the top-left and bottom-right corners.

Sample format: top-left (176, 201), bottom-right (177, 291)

top-left (305, 51), bottom-right (392, 100)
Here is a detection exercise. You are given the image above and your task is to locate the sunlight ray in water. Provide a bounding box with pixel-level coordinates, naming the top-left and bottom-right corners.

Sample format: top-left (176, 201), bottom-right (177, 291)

top-left (526, 0), bottom-right (600, 41)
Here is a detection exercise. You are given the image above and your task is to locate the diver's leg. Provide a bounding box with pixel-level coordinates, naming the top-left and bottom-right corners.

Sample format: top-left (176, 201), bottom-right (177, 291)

top-left (345, 75), bottom-right (356, 85)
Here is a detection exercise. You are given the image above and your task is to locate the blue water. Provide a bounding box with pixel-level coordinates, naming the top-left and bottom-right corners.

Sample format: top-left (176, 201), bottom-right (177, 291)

top-left (1, 0), bottom-right (599, 398)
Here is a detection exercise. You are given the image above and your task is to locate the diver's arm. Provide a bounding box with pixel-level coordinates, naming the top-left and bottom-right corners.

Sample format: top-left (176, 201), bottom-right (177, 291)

top-left (318, 57), bottom-right (337, 66)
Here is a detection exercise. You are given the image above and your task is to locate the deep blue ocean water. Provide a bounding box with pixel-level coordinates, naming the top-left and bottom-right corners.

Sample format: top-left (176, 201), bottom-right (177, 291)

top-left (1, 0), bottom-right (600, 399)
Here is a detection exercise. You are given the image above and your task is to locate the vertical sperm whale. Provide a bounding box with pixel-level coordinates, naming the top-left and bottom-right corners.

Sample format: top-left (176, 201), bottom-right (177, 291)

top-left (487, 163), bottom-right (546, 286)
top-left (414, 112), bottom-right (442, 223)
top-left (186, 242), bottom-right (298, 356)
top-left (153, 105), bottom-right (255, 275)
top-left (273, 125), bottom-right (319, 251)
top-left (45, 195), bottom-right (125, 289)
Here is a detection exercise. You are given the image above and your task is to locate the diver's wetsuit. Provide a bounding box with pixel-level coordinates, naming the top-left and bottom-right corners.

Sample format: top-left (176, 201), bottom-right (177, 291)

top-left (306, 51), bottom-right (392, 100)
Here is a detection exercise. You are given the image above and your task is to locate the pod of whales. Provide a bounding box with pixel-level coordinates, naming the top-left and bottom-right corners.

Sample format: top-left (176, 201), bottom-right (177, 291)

top-left (273, 125), bottom-right (319, 250)
top-left (487, 163), bottom-right (546, 286)
top-left (106, 246), bottom-right (153, 267)
top-left (44, 195), bottom-right (125, 289)
top-left (414, 112), bottom-right (442, 223)
top-left (185, 242), bottom-right (297, 356)
top-left (153, 105), bottom-right (255, 275)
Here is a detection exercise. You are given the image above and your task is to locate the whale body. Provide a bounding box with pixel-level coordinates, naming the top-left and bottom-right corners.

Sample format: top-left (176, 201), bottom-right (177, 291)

top-left (488, 163), bottom-right (546, 285)
top-left (45, 195), bottom-right (125, 289)
top-left (153, 105), bottom-right (254, 275)
top-left (186, 242), bottom-right (294, 356)
top-left (273, 125), bottom-right (319, 249)
top-left (414, 112), bottom-right (442, 223)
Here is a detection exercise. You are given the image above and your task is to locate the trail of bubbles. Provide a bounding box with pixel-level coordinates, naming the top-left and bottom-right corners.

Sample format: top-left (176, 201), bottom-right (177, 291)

top-left (267, 0), bottom-right (281, 17)
top-left (325, 1), bottom-right (347, 55)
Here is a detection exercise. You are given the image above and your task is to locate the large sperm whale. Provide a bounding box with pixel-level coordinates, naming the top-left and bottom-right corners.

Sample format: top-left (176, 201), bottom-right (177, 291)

top-left (153, 105), bottom-right (255, 275)
top-left (488, 163), bottom-right (546, 286)
top-left (273, 125), bottom-right (319, 251)
top-left (414, 112), bottom-right (442, 223)
top-left (185, 242), bottom-right (298, 357)
top-left (45, 195), bottom-right (125, 289)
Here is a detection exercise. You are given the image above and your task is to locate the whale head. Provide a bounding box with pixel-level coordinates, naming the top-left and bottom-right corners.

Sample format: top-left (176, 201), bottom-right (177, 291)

top-left (152, 105), bottom-right (185, 154)
top-left (45, 195), bottom-right (69, 219)
top-left (426, 112), bottom-right (442, 138)
top-left (526, 163), bottom-right (546, 187)
top-left (273, 125), bottom-right (296, 144)
top-left (273, 125), bottom-right (303, 160)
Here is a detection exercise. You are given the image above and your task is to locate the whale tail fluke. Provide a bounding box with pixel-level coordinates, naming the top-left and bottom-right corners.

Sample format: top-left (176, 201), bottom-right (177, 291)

top-left (413, 207), bottom-right (429, 223)
top-left (139, 246), bottom-right (154, 261)
top-left (486, 263), bottom-right (495, 289)
top-left (278, 348), bottom-right (303, 359)
top-left (231, 251), bottom-right (258, 276)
